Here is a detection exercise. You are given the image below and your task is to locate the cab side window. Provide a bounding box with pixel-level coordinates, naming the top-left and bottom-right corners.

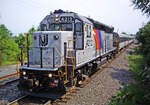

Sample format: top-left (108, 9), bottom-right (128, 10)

top-left (40, 24), bottom-right (47, 31)
top-left (75, 22), bottom-right (82, 32)
top-left (75, 21), bottom-right (84, 50)
top-left (86, 25), bottom-right (88, 36)
top-left (87, 25), bottom-right (91, 38)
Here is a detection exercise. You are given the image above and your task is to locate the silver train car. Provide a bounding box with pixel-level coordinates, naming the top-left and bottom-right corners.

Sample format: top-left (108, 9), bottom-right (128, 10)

top-left (18, 10), bottom-right (134, 97)
top-left (118, 33), bottom-right (134, 50)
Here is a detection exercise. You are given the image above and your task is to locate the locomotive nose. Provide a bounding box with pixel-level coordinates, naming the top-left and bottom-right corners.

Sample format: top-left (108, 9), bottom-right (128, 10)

top-left (31, 31), bottom-right (73, 68)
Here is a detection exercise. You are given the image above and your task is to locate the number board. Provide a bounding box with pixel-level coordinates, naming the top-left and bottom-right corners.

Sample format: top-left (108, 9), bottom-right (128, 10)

top-left (59, 16), bottom-right (74, 23)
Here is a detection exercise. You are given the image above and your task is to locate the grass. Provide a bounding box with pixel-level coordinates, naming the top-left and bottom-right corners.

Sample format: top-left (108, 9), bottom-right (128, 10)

top-left (128, 55), bottom-right (146, 81)
top-left (0, 56), bottom-right (27, 66)
top-left (1, 61), bottom-right (17, 66)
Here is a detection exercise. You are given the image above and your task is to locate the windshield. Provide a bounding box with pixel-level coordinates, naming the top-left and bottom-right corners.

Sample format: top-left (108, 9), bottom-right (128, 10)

top-left (49, 23), bottom-right (73, 31)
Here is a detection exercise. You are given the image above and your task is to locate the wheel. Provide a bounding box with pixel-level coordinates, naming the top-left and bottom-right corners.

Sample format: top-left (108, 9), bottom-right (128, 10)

top-left (58, 80), bottom-right (66, 92)
top-left (106, 56), bottom-right (109, 61)
top-left (87, 65), bottom-right (92, 77)
top-left (92, 63), bottom-right (98, 72)
top-left (72, 76), bottom-right (78, 87)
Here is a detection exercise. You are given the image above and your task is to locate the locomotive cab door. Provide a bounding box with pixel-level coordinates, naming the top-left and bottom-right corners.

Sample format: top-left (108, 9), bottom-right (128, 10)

top-left (74, 19), bottom-right (84, 50)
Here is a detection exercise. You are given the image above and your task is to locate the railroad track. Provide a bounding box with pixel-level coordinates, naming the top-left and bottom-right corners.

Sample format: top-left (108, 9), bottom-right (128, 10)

top-left (7, 44), bottom-right (132, 105)
top-left (8, 95), bottom-right (51, 105)
top-left (0, 79), bottom-right (19, 88)
top-left (7, 95), bottom-right (27, 105)
top-left (0, 72), bottom-right (20, 88)
top-left (0, 72), bottom-right (20, 81)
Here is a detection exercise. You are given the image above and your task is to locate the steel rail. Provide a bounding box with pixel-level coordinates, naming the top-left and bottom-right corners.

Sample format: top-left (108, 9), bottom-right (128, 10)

top-left (8, 95), bottom-right (52, 105)
top-left (0, 72), bottom-right (20, 81)
top-left (7, 95), bottom-right (27, 105)
top-left (0, 72), bottom-right (20, 88)
top-left (0, 79), bottom-right (19, 88)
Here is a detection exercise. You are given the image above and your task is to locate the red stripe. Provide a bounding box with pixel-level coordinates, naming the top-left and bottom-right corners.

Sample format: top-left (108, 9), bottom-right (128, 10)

top-left (94, 29), bottom-right (100, 50)
top-left (94, 30), bottom-right (98, 50)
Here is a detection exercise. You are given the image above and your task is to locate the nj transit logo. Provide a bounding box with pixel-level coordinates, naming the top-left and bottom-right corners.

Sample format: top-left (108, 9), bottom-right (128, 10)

top-left (39, 34), bottom-right (48, 46)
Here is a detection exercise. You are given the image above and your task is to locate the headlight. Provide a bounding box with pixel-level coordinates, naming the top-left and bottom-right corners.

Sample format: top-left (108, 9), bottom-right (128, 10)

top-left (54, 80), bottom-right (59, 83)
top-left (23, 71), bottom-right (26, 75)
top-left (48, 73), bottom-right (52, 78)
top-left (23, 76), bottom-right (28, 80)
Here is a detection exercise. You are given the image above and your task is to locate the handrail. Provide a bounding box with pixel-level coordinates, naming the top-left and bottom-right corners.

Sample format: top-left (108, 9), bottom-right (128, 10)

top-left (68, 40), bottom-right (76, 77)
top-left (23, 33), bottom-right (27, 64)
top-left (16, 55), bottom-right (20, 73)
top-left (16, 49), bottom-right (23, 73)
top-left (54, 46), bottom-right (63, 57)
top-left (19, 46), bottom-right (64, 68)
top-left (65, 58), bottom-right (68, 81)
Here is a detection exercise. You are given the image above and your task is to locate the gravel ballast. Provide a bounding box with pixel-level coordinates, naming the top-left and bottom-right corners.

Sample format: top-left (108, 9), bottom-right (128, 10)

top-left (61, 45), bottom-right (135, 105)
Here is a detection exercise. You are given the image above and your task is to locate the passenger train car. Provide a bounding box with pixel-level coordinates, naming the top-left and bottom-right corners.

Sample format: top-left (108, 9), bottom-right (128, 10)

top-left (18, 10), bottom-right (134, 96)
top-left (118, 33), bottom-right (134, 50)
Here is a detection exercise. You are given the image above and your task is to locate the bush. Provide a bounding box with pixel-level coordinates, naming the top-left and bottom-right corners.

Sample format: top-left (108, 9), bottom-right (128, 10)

top-left (109, 53), bottom-right (150, 105)
top-left (109, 84), bottom-right (146, 105)
top-left (136, 22), bottom-right (150, 66)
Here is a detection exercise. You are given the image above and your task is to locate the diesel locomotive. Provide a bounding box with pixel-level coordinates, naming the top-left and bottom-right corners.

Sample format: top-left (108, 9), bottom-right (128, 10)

top-left (18, 9), bottom-right (134, 97)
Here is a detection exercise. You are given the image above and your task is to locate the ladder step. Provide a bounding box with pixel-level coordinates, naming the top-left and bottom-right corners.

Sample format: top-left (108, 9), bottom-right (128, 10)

top-left (64, 80), bottom-right (69, 84)
top-left (67, 64), bottom-right (73, 66)
top-left (66, 57), bottom-right (74, 59)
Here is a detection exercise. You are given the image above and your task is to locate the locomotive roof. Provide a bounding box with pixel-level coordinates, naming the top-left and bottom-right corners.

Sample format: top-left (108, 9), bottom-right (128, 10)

top-left (41, 9), bottom-right (114, 33)
top-left (53, 10), bottom-right (114, 29)
top-left (76, 15), bottom-right (93, 24)
top-left (87, 17), bottom-right (114, 33)
top-left (53, 10), bottom-right (93, 24)
top-left (40, 11), bottom-right (92, 25)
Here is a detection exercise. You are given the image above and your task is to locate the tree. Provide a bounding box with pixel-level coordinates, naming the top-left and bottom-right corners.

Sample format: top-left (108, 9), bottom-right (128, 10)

top-left (0, 24), bottom-right (19, 65)
top-left (0, 24), bottom-right (11, 40)
top-left (132, 0), bottom-right (150, 16)
top-left (136, 22), bottom-right (150, 65)
top-left (121, 32), bottom-right (127, 34)
top-left (14, 33), bottom-right (25, 47)
top-left (28, 26), bottom-right (37, 47)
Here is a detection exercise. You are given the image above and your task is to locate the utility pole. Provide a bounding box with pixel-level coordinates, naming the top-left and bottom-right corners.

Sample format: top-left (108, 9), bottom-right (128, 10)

top-left (0, 40), bottom-right (2, 65)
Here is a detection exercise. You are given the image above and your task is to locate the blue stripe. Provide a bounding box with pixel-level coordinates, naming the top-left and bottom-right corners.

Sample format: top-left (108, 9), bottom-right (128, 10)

top-left (99, 30), bottom-right (103, 49)
top-left (98, 30), bottom-right (101, 49)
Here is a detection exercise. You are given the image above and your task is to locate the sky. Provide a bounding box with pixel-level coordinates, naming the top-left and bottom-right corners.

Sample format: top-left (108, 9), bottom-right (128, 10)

top-left (0, 0), bottom-right (149, 35)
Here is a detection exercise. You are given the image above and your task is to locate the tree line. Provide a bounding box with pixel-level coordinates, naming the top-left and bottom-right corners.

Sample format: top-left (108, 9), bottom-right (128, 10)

top-left (0, 24), bottom-right (37, 65)
top-left (136, 22), bottom-right (150, 65)
top-left (109, 0), bottom-right (150, 105)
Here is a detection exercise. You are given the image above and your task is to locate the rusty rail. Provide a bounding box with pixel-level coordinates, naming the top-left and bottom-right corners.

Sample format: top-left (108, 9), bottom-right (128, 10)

top-left (0, 79), bottom-right (19, 88)
top-left (7, 95), bottom-right (27, 105)
top-left (8, 95), bottom-right (52, 105)
top-left (0, 72), bottom-right (20, 81)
